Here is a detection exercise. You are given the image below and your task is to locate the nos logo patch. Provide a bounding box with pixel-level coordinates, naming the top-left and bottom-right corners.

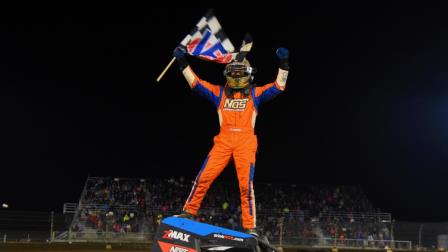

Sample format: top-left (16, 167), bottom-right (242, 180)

top-left (223, 98), bottom-right (249, 110)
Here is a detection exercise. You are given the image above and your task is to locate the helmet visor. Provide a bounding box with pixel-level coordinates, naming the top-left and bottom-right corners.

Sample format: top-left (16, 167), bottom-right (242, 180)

top-left (224, 62), bottom-right (251, 89)
top-left (226, 75), bottom-right (250, 89)
top-left (224, 62), bottom-right (251, 77)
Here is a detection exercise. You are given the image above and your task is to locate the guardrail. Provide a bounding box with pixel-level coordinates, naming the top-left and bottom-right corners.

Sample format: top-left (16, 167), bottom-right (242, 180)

top-left (50, 230), bottom-right (412, 250)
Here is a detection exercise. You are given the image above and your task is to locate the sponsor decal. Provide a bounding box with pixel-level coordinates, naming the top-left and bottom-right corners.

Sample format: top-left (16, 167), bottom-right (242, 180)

top-left (223, 98), bottom-right (249, 111)
top-left (162, 229), bottom-right (190, 242)
top-left (158, 241), bottom-right (196, 252)
top-left (213, 233), bottom-right (244, 242)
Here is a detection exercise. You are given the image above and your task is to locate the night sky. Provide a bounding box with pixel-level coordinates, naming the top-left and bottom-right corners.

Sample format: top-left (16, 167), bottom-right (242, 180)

top-left (1, 4), bottom-right (448, 222)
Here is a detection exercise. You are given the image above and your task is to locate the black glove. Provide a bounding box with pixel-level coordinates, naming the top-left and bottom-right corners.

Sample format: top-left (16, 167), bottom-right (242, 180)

top-left (276, 47), bottom-right (289, 71)
top-left (173, 46), bottom-right (189, 71)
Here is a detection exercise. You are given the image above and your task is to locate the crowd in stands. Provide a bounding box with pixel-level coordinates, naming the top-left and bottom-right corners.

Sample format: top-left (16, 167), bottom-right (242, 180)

top-left (71, 176), bottom-right (391, 244)
top-left (73, 177), bottom-right (146, 234)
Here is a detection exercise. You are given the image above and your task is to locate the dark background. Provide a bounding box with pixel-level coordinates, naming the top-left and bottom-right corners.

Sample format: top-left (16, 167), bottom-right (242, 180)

top-left (1, 4), bottom-right (448, 221)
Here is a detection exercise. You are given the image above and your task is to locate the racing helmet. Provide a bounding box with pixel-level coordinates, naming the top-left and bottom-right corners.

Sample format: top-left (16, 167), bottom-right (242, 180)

top-left (224, 59), bottom-right (254, 89)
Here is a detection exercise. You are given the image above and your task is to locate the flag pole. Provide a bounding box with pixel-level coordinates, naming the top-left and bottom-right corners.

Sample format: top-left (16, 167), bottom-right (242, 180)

top-left (156, 57), bottom-right (176, 82)
top-left (156, 32), bottom-right (191, 83)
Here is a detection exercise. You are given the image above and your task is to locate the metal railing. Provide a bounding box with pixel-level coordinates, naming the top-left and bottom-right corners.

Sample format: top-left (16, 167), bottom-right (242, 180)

top-left (0, 209), bottom-right (412, 250)
top-left (65, 230), bottom-right (152, 243)
top-left (52, 230), bottom-right (413, 250)
top-left (63, 203), bottom-right (77, 214)
top-left (272, 237), bottom-right (412, 250)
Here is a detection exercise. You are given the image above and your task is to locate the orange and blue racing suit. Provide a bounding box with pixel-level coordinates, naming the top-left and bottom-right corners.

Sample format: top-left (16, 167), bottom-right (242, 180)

top-left (178, 60), bottom-right (289, 230)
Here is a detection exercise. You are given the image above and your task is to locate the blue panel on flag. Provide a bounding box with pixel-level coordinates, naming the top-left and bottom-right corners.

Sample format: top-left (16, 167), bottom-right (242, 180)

top-left (162, 217), bottom-right (252, 238)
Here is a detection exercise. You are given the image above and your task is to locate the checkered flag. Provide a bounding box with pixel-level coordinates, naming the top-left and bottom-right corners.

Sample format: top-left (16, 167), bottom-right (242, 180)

top-left (156, 9), bottom-right (252, 82)
top-left (179, 9), bottom-right (235, 63)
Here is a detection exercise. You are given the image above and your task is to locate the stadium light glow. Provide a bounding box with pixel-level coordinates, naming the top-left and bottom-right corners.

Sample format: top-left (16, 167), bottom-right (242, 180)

top-left (2, 203), bottom-right (8, 208)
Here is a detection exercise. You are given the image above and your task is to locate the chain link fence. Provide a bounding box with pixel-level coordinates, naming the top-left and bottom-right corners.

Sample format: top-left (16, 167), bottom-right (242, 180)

top-left (0, 209), bottom-right (417, 250)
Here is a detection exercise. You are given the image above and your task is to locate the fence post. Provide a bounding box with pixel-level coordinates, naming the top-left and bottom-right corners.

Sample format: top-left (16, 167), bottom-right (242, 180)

top-left (3, 234), bottom-right (6, 243)
top-left (418, 224), bottom-right (424, 249)
top-left (279, 217), bottom-right (284, 248)
top-left (391, 219), bottom-right (395, 241)
top-left (50, 211), bottom-right (54, 242)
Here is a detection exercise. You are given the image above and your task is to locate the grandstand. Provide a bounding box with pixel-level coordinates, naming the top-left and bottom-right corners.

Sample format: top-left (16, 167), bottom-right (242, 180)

top-left (59, 176), bottom-right (411, 249)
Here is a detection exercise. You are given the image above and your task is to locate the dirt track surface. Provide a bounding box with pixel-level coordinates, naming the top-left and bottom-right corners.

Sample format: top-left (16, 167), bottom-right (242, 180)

top-left (0, 243), bottom-right (417, 252)
top-left (0, 242), bottom-right (150, 251)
